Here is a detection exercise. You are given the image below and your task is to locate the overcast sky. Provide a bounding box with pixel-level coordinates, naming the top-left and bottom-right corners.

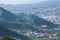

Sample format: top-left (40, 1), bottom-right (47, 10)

top-left (0, 0), bottom-right (46, 4)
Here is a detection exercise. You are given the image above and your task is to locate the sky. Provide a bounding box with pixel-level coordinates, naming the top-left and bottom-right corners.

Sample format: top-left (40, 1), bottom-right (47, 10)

top-left (0, 0), bottom-right (46, 4)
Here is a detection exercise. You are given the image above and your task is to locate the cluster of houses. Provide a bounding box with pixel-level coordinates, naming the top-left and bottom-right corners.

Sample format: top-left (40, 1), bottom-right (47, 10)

top-left (24, 31), bottom-right (58, 40)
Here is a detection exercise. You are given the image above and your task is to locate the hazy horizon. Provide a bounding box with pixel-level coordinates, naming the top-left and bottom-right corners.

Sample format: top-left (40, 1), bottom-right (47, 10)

top-left (0, 0), bottom-right (47, 5)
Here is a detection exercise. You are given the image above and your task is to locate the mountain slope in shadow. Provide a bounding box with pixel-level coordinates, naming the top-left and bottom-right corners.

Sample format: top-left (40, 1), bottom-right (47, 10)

top-left (0, 25), bottom-right (32, 40)
top-left (29, 14), bottom-right (58, 28)
top-left (0, 7), bottom-right (32, 40)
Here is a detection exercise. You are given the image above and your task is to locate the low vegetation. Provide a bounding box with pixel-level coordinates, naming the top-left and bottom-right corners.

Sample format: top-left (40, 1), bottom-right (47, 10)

top-left (0, 37), bottom-right (14, 40)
